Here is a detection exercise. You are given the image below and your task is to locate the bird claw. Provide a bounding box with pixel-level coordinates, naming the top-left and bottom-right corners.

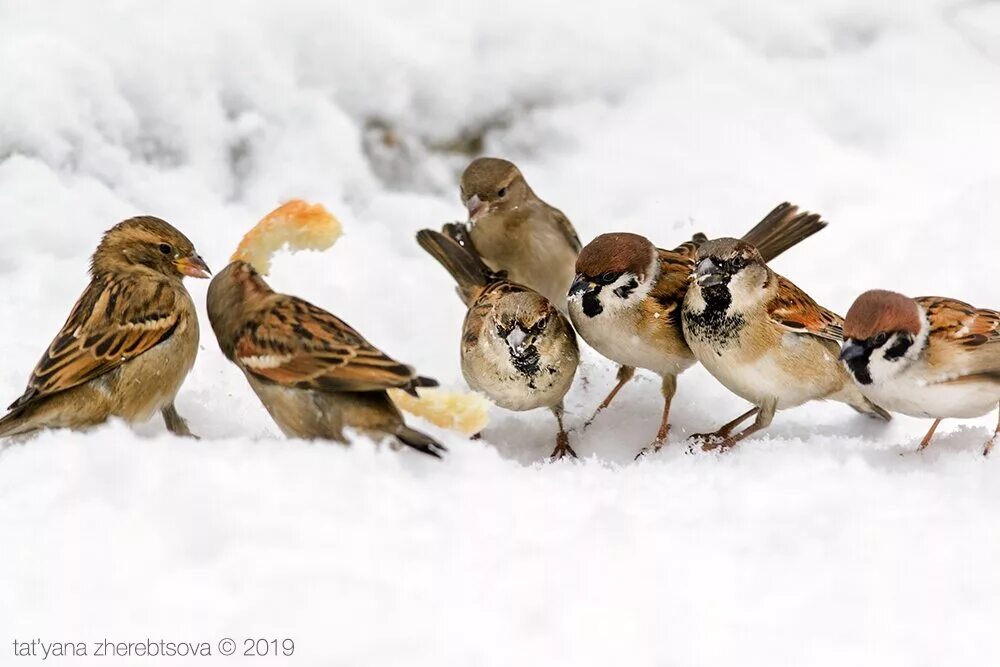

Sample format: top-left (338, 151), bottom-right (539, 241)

top-left (689, 432), bottom-right (735, 452)
top-left (634, 441), bottom-right (665, 461)
top-left (549, 430), bottom-right (578, 461)
top-left (548, 443), bottom-right (578, 461)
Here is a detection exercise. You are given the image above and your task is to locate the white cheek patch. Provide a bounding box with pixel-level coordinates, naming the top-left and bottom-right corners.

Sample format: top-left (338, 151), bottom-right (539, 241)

top-left (726, 268), bottom-right (767, 307)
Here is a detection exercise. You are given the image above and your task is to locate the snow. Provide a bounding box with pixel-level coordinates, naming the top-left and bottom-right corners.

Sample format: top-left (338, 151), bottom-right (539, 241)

top-left (1, 1), bottom-right (999, 664)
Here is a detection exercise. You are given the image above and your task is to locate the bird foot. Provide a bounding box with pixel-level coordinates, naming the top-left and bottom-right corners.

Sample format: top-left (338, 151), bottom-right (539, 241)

top-left (634, 442), bottom-right (663, 461)
top-left (689, 432), bottom-right (736, 452)
top-left (581, 409), bottom-right (604, 432)
top-left (984, 435), bottom-right (997, 457)
top-left (548, 432), bottom-right (578, 461)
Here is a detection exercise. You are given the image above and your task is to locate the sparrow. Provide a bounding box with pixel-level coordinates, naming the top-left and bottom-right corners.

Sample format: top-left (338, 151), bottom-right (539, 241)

top-left (417, 224), bottom-right (580, 459)
top-left (206, 261), bottom-right (446, 458)
top-left (0, 216), bottom-right (210, 439)
top-left (681, 238), bottom-right (890, 450)
top-left (458, 157), bottom-right (581, 307)
top-left (840, 290), bottom-right (999, 455)
top-left (568, 202), bottom-right (827, 456)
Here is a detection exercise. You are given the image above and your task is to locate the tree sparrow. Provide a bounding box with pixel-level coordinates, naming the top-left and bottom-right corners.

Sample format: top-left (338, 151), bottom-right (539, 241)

top-left (568, 202), bottom-right (826, 456)
top-left (459, 157), bottom-right (581, 308)
top-left (417, 224), bottom-right (580, 459)
top-left (681, 238), bottom-right (891, 450)
top-left (840, 290), bottom-right (999, 454)
top-left (0, 216), bottom-right (210, 439)
top-left (206, 261), bottom-right (446, 458)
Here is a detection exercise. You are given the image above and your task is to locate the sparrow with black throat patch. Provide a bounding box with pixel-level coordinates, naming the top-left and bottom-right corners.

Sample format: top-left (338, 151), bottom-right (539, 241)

top-left (206, 261), bottom-right (446, 458)
top-left (568, 202), bottom-right (827, 457)
top-left (840, 290), bottom-right (999, 455)
top-left (681, 238), bottom-right (891, 450)
top-left (458, 157), bottom-right (581, 308)
top-left (417, 224), bottom-right (580, 460)
top-left (0, 216), bottom-right (210, 439)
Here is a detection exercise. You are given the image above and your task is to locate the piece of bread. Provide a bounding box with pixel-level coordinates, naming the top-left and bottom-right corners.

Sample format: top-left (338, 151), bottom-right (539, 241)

top-left (231, 200), bottom-right (343, 275)
top-left (387, 388), bottom-right (490, 437)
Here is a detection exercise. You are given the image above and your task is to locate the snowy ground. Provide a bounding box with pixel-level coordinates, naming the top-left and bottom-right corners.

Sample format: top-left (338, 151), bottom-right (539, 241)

top-left (1, 1), bottom-right (999, 665)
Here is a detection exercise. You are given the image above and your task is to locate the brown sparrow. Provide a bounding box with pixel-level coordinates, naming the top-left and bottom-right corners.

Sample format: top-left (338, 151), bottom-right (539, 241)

top-left (417, 224), bottom-right (580, 459)
top-left (0, 216), bottom-right (210, 439)
top-left (681, 238), bottom-right (890, 450)
top-left (840, 290), bottom-right (999, 454)
top-left (206, 261), bottom-right (446, 458)
top-left (459, 157), bottom-right (581, 307)
top-left (568, 202), bottom-right (826, 455)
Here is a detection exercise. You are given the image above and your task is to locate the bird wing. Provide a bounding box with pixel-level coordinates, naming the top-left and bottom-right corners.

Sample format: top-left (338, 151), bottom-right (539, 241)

top-left (233, 295), bottom-right (421, 393)
top-left (918, 297), bottom-right (1000, 348)
top-left (768, 276), bottom-right (844, 342)
top-left (917, 296), bottom-right (1000, 375)
top-left (647, 247), bottom-right (698, 330)
top-left (547, 205), bottom-right (582, 253)
top-left (9, 276), bottom-right (184, 411)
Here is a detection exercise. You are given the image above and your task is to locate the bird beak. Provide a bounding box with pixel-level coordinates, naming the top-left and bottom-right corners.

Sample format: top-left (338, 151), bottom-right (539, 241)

top-left (176, 254), bottom-right (212, 279)
top-left (465, 195), bottom-right (485, 221)
top-left (695, 258), bottom-right (723, 288)
top-left (569, 274), bottom-right (593, 297)
top-left (839, 341), bottom-right (866, 362)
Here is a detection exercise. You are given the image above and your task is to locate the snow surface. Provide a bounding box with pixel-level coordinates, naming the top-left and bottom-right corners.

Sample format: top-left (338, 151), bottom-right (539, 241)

top-left (1, 1), bottom-right (999, 664)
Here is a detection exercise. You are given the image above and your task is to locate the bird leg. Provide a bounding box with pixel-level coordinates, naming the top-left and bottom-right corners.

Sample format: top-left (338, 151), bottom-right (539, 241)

top-left (916, 418), bottom-right (942, 452)
top-left (635, 374), bottom-right (678, 459)
top-left (548, 404), bottom-right (577, 460)
top-left (690, 407), bottom-right (759, 445)
top-left (694, 402), bottom-right (774, 452)
top-left (584, 365), bottom-right (635, 429)
top-left (984, 403), bottom-right (999, 457)
top-left (161, 402), bottom-right (198, 439)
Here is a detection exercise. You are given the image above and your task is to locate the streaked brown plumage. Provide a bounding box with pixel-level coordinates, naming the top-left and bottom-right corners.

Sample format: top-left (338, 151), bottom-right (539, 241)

top-left (568, 202), bottom-right (827, 456)
top-left (0, 216), bottom-right (210, 439)
top-left (417, 224), bottom-right (580, 460)
top-left (458, 157), bottom-right (581, 307)
top-left (681, 238), bottom-right (890, 450)
top-left (841, 290), bottom-right (999, 454)
top-left (206, 261), bottom-right (445, 458)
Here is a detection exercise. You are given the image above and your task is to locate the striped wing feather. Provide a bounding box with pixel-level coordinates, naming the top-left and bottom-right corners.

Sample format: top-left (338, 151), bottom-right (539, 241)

top-left (9, 276), bottom-right (182, 411)
top-left (235, 296), bottom-right (418, 393)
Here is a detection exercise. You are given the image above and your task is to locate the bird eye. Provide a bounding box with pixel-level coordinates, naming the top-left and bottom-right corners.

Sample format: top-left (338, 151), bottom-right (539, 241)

top-left (873, 332), bottom-right (889, 347)
top-left (600, 271), bottom-right (617, 284)
top-left (158, 243), bottom-right (174, 256)
top-left (497, 187), bottom-right (507, 198)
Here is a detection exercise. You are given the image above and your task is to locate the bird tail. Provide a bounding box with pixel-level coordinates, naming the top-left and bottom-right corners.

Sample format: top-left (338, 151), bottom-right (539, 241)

top-left (416, 225), bottom-right (498, 304)
top-left (0, 405), bottom-right (36, 439)
top-left (740, 202), bottom-right (827, 263)
top-left (837, 384), bottom-right (893, 422)
top-left (394, 425), bottom-right (448, 459)
top-left (398, 375), bottom-right (439, 398)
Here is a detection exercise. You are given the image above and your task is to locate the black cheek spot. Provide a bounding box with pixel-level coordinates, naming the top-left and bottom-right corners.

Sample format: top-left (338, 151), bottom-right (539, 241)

top-left (844, 351), bottom-right (874, 385)
top-left (884, 336), bottom-right (912, 361)
top-left (614, 278), bottom-right (638, 300)
top-left (581, 286), bottom-right (604, 317)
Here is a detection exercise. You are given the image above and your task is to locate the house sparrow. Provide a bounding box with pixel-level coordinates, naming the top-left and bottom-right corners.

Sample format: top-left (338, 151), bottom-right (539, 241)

top-left (0, 216), bottom-right (210, 439)
top-left (568, 202), bottom-right (827, 456)
top-left (417, 224), bottom-right (580, 459)
top-left (681, 238), bottom-right (890, 450)
top-left (458, 157), bottom-right (581, 307)
top-left (206, 261), bottom-right (446, 458)
top-left (840, 290), bottom-right (999, 455)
